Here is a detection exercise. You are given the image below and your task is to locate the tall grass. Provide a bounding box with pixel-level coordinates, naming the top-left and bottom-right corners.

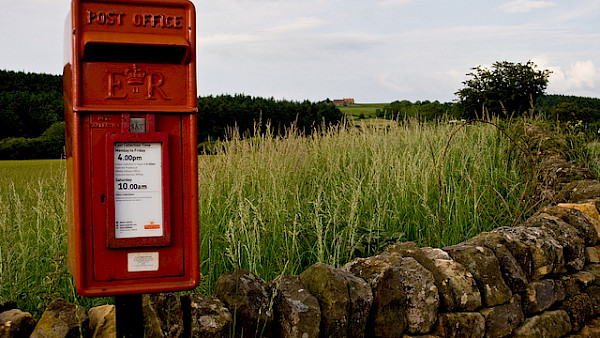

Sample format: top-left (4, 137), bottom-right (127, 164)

top-left (196, 118), bottom-right (534, 293)
top-left (586, 140), bottom-right (600, 176)
top-left (0, 160), bottom-right (110, 316)
top-left (1, 119), bottom-right (536, 314)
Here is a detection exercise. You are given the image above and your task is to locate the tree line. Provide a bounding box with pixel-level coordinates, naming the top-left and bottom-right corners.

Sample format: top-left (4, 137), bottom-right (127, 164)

top-left (376, 100), bottom-right (459, 121)
top-left (376, 94), bottom-right (600, 125)
top-left (0, 70), bottom-right (343, 159)
top-left (197, 94), bottom-right (343, 142)
top-left (1, 61), bottom-right (600, 159)
top-left (0, 70), bottom-right (64, 159)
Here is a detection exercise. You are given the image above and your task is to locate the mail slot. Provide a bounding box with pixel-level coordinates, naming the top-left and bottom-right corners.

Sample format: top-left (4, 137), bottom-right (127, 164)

top-left (64, 0), bottom-right (199, 296)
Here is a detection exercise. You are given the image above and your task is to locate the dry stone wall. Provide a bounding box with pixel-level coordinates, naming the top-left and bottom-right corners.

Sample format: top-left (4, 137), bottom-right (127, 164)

top-left (5, 126), bottom-right (600, 337)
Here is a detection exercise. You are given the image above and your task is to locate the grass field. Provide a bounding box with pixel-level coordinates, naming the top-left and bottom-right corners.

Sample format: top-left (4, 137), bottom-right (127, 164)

top-left (195, 118), bottom-right (535, 293)
top-left (0, 119), bottom-right (539, 315)
top-left (338, 103), bottom-right (387, 119)
top-left (0, 160), bottom-right (110, 314)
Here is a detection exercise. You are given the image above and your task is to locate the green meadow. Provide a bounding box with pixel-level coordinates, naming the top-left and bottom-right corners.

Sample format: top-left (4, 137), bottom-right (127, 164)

top-left (337, 103), bottom-right (387, 119)
top-left (1, 119), bottom-right (539, 315)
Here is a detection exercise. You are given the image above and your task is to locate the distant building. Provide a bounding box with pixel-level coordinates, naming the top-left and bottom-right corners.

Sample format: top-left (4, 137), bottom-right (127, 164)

top-left (333, 98), bottom-right (355, 106)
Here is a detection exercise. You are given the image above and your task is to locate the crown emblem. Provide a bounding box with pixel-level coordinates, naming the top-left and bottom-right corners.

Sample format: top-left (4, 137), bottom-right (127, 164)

top-left (124, 64), bottom-right (146, 86)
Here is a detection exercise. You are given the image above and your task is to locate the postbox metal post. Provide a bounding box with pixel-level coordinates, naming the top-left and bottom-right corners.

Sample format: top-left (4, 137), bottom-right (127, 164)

top-left (115, 294), bottom-right (144, 337)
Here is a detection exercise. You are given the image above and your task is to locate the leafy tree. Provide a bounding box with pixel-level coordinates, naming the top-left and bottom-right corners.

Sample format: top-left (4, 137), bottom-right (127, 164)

top-left (455, 61), bottom-right (551, 118)
top-left (38, 121), bottom-right (66, 158)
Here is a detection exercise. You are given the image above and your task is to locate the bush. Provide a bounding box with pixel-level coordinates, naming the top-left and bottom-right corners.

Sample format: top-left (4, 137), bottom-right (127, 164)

top-left (0, 122), bottom-right (64, 160)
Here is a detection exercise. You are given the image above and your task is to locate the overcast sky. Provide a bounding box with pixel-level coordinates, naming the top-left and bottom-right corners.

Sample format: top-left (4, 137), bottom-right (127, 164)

top-left (0, 0), bottom-right (598, 103)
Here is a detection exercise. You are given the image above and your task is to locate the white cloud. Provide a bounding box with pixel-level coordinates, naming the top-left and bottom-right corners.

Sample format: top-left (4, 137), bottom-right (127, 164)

top-left (376, 73), bottom-right (411, 94)
top-left (552, 60), bottom-right (597, 90)
top-left (377, 0), bottom-right (413, 8)
top-left (199, 23), bottom-right (383, 62)
top-left (445, 69), bottom-right (466, 85)
top-left (198, 17), bottom-right (326, 48)
top-left (533, 56), bottom-right (599, 96)
top-left (16, 0), bottom-right (65, 4)
top-left (199, 34), bottom-right (263, 46)
top-left (261, 17), bottom-right (327, 35)
top-left (499, 0), bottom-right (556, 13)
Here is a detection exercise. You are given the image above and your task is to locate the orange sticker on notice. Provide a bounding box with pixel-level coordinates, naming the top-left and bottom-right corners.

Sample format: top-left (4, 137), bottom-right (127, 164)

top-left (144, 222), bottom-right (161, 230)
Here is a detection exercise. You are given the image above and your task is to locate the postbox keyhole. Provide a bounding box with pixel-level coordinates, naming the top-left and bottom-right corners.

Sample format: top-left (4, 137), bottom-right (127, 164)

top-left (101, 194), bottom-right (105, 203)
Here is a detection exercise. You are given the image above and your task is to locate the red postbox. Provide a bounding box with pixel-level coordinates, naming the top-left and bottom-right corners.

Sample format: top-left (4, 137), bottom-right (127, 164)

top-left (64, 0), bottom-right (199, 296)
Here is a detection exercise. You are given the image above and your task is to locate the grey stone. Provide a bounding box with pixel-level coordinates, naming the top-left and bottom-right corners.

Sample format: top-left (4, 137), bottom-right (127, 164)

top-left (30, 299), bottom-right (89, 338)
top-left (299, 262), bottom-right (372, 337)
top-left (522, 279), bottom-right (565, 315)
top-left (214, 269), bottom-right (274, 337)
top-left (384, 241), bottom-right (431, 264)
top-left (270, 275), bottom-right (320, 338)
top-left (557, 202), bottom-right (600, 242)
top-left (538, 155), bottom-right (595, 186)
top-left (586, 246), bottom-right (600, 263)
top-left (477, 230), bottom-right (537, 281)
top-left (492, 226), bottom-right (565, 279)
top-left (142, 293), bottom-right (184, 338)
top-left (571, 316), bottom-right (600, 337)
top-left (466, 232), bottom-right (529, 293)
top-left (512, 310), bottom-right (571, 338)
top-left (388, 242), bottom-right (480, 312)
top-left (420, 247), bottom-right (452, 260)
top-left (300, 263), bottom-right (349, 337)
top-left (479, 294), bottom-right (523, 338)
top-left (182, 294), bottom-right (232, 338)
top-left (477, 230), bottom-right (535, 279)
top-left (584, 286), bottom-right (600, 317)
top-left (442, 244), bottom-right (512, 307)
top-left (560, 271), bottom-right (596, 297)
top-left (343, 255), bottom-right (407, 337)
top-left (343, 269), bottom-right (372, 338)
top-left (559, 293), bottom-right (592, 332)
top-left (433, 312), bottom-right (485, 338)
top-left (525, 213), bottom-right (586, 271)
top-left (567, 180), bottom-right (600, 202)
top-left (0, 309), bottom-right (37, 338)
top-left (540, 205), bottom-right (600, 246)
top-left (420, 247), bottom-right (481, 311)
top-left (377, 253), bottom-right (439, 334)
top-left (88, 305), bottom-right (116, 338)
top-left (583, 264), bottom-right (600, 286)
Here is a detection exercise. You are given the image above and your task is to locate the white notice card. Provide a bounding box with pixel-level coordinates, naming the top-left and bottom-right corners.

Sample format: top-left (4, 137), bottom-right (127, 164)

top-left (114, 142), bottom-right (163, 238)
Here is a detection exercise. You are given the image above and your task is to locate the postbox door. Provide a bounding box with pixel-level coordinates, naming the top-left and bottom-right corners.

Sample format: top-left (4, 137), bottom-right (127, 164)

top-left (86, 113), bottom-right (185, 281)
